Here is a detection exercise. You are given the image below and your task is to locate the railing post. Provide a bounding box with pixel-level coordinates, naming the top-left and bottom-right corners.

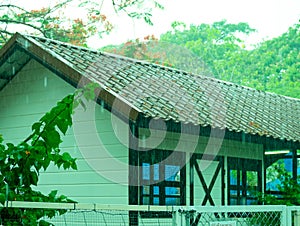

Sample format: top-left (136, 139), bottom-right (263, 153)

top-left (172, 209), bottom-right (178, 226)
top-left (294, 209), bottom-right (300, 226)
top-left (288, 206), bottom-right (300, 226)
top-left (172, 208), bottom-right (185, 226)
top-left (129, 211), bottom-right (139, 226)
top-left (285, 206), bottom-right (292, 226)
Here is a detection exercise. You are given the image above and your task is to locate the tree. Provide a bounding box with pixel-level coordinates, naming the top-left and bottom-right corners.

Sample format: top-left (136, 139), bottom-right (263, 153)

top-left (258, 163), bottom-right (300, 205)
top-left (0, 0), bottom-right (164, 46)
top-left (102, 34), bottom-right (213, 75)
top-left (0, 84), bottom-right (97, 225)
top-left (160, 20), bottom-right (256, 81)
top-left (103, 20), bottom-right (256, 77)
top-left (159, 20), bottom-right (300, 98)
top-left (246, 23), bottom-right (300, 97)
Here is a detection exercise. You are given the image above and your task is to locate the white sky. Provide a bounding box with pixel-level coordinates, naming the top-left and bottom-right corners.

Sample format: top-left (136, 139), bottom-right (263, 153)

top-left (6, 0), bottom-right (300, 48)
top-left (93, 0), bottom-right (300, 48)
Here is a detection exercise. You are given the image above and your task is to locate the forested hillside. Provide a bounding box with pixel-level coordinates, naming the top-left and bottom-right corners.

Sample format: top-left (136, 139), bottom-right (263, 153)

top-left (102, 20), bottom-right (300, 98)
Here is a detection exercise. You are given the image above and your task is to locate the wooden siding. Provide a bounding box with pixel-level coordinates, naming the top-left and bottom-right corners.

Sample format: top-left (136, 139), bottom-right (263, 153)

top-left (138, 128), bottom-right (263, 160)
top-left (0, 60), bottom-right (129, 204)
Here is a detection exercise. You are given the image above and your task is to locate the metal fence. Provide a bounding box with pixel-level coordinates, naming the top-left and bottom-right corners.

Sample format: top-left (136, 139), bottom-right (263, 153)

top-left (175, 205), bottom-right (285, 226)
top-left (1, 201), bottom-right (300, 225)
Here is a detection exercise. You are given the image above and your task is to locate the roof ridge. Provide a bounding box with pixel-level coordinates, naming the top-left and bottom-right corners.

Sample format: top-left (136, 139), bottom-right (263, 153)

top-left (22, 34), bottom-right (197, 73)
top-left (23, 33), bottom-right (99, 53)
top-left (23, 33), bottom-right (163, 66)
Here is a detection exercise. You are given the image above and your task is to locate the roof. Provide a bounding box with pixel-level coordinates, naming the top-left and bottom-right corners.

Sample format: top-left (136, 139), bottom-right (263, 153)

top-left (0, 33), bottom-right (300, 147)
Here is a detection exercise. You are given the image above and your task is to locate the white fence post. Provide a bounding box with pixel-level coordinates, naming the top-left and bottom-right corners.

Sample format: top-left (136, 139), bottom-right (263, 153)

top-left (294, 209), bottom-right (300, 226)
top-left (286, 206), bottom-right (300, 226)
top-left (172, 208), bottom-right (186, 226)
top-left (282, 205), bottom-right (289, 226)
top-left (286, 206), bottom-right (292, 226)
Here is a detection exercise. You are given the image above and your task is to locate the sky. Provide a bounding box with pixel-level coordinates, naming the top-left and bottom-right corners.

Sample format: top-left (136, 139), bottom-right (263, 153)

top-left (91, 0), bottom-right (300, 48)
top-left (7, 0), bottom-right (300, 48)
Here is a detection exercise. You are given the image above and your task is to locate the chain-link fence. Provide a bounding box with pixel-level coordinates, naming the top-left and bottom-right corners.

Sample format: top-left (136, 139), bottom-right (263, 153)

top-left (175, 205), bottom-right (286, 226)
top-left (0, 201), bottom-right (298, 225)
top-left (43, 209), bottom-right (174, 226)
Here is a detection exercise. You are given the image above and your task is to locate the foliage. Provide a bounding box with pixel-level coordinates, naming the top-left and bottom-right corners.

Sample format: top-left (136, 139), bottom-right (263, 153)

top-left (258, 163), bottom-right (300, 205)
top-left (160, 20), bottom-right (300, 98)
top-left (102, 35), bottom-right (178, 68)
top-left (247, 23), bottom-right (300, 97)
top-left (102, 34), bottom-right (212, 75)
top-left (0, 84), bottom-right (97, 225)
top-left (162, 20), bottom-right (255, 45)
top-left (0, 0), bottom-right (164, 46)
top-left (103, 20), bottom-right (256, 76)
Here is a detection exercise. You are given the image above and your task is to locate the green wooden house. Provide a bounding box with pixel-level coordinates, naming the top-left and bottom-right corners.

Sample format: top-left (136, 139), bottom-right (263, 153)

top-left (0, 33), bottom-right (299, 207)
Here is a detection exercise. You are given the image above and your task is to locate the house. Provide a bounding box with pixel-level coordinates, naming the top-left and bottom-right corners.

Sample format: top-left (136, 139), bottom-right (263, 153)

top-left (0, 33), bottom-right (299, 208)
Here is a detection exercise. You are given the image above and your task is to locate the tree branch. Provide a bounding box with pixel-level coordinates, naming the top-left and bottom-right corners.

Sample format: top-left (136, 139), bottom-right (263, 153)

top-left (0, 4), bottom-right (31, 14)
top-left (0, 18), bottom-right (46, 36)
top-left (47, 0), bottom-right (73, 13)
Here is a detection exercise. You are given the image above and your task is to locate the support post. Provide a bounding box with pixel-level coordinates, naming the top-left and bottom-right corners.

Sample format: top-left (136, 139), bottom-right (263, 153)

top-left (129, 122), bottom-right (139, 226)
top-left (292, 149), bottom-right (297, 181)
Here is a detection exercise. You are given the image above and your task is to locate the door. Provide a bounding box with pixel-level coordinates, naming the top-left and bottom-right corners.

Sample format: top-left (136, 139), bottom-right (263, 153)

top-left (190, 154), bottom-right (225, 206)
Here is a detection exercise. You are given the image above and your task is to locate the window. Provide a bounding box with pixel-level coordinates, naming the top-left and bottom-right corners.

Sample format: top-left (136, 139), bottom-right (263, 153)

top-left (265, 151), bottom-right (300, 192)
top-left (227, 158), bottom-right (262, 205)
top-left (138, 150), bottom-right (186, 206)
top-left (266, 158), bottom-right (291, 192)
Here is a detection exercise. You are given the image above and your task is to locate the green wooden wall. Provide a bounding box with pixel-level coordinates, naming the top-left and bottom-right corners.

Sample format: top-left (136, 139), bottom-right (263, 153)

top-left (0, 60), bottom-right (129, 204)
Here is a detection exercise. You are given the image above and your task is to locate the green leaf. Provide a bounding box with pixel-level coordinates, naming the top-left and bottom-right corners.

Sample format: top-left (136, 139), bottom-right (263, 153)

top-left (48, 190), bottom-right (58, 200)
top-left (33, 160), bottom-right (42, 171)
top-left (61, 94), bottom-right (74, 105)
top-left (44, 130), bottom-right (61, 149)
top-left (1, 14), bottom-right (9, 20)
top-left (71, 161), bottom-right (78, 170)
top-left (38, 219), bottom-right (53, 226)
top-left (63, 161), bottom-right (70, 170)
top-left (13, 151), bottom-right (24, 161)
top-left (154, 1), bottom-right (164, 9)
top-left (57, 209), bottom-right (68, 216)
top-left (42, 157), bottom-right (51, 171)
top-left (128, 12), bottom-right (139, 18)
top-left (60, 105), bottom-right (72, 122)
top-left (144, 16), bottom-right (153, 26)
top-left (32, 122), bottom-right (43, 133)
top-left (0, 193), bottom-right (6, 205)
top-left (57, 120), bottom-right (69, 135)
top-left (6, 142), bottom-right (15, 150)
top-left (30, 171), bottom-right (38, 186)
top-left (78, 1), bottom-right (89, 7)
top-left (58, 195), bottom-right (67, 201)
top-left (61, 152), bottom-right (72, 161)
top-left (40, 112), bottom-right (51, 124)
